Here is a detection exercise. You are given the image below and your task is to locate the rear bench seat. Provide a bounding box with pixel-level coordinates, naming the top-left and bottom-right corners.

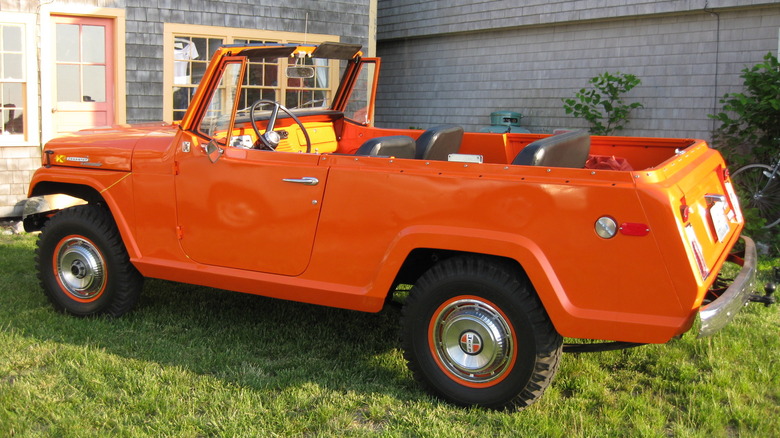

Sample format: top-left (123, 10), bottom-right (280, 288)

top-left (512, 130), bottom-right (591, 168)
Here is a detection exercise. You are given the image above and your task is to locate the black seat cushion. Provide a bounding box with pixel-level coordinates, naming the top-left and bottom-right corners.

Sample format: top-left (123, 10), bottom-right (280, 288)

top-left (415, 125), bottom-right (464, 160)
top-left (512, 130), bottom-right (591, 168)
top-left (355, 135), bottom-right (416, 158)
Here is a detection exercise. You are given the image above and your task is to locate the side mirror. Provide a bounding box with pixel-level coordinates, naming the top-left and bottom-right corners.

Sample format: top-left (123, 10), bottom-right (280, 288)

top-left (286, 65), bottom-right (315, 79)
top-left (202, 139), bottom-right (224, 163)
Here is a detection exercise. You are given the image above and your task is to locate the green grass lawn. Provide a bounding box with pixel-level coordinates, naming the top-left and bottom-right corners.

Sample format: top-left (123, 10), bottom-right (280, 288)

top-left (1, 233), bottom-right (778, 436)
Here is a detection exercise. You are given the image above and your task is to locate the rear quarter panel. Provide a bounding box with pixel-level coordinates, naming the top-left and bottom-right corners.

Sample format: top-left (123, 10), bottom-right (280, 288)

top-left (311, 155), bottom-right (687, 343)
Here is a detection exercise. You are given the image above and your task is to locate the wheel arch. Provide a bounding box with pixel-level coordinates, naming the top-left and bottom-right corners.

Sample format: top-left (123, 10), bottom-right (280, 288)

top-left (378, 227), bottom-right (571, 331)
top-left (25, 172), bottom-right (141, 261)
top-left (390, 249), bottom-right (526, 289)
top-left (29, 181), bottom-right (104, 204)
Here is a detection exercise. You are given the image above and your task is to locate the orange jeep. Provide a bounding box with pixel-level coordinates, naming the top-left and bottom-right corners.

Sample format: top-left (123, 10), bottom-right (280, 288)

top-left (25, 42), bottom-right (758, 410)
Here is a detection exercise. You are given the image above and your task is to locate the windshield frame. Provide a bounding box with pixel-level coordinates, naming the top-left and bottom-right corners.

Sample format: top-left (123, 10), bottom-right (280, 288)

top-left (180, 43), bottom-right (373, 134)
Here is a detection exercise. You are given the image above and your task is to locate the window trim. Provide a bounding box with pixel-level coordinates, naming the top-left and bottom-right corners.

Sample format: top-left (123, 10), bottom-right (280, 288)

top-left (0, 12), bottom-right (38, 146)
top-left (163, 23), bottom-right (339, 124)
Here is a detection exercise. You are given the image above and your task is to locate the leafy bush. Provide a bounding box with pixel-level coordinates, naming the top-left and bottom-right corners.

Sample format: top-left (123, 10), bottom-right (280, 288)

top-left (710, 53), bottom-right (780, 253)
top-left (562, 72), bottom-right (644, 135)
top-left (710, 53), bottom-right (780, 166)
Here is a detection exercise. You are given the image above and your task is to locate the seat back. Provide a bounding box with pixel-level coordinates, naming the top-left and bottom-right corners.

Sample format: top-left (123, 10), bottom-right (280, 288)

top-left (355, 135), bottom-right (416, 159)
top-left (512, 130), bottom-right (591, 168)
top-left (414, 125), bottom-right (464, 160)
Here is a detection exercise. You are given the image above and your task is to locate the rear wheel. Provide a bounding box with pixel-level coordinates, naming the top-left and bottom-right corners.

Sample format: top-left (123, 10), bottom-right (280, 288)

top-left (401, 256), bottom-right (562, 410)
top-left (36, 205), bottom-right (143, 317)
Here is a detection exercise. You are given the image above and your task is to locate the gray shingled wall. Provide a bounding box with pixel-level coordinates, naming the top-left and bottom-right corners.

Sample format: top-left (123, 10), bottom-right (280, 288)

top-left (377, 0), bottom-right (779, 41)
top-left (375, 2), bottom-right (780, 139)
top-left (124, 0), bottom-right (371, 122)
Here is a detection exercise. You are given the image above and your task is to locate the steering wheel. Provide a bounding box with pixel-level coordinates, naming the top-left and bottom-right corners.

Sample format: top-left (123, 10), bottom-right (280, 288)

top-left (249, 100), bottom-right (312, 153)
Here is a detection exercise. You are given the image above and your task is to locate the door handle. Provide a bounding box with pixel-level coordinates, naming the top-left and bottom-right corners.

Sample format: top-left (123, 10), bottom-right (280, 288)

top-left (282, 177), bottom-right (319, 186)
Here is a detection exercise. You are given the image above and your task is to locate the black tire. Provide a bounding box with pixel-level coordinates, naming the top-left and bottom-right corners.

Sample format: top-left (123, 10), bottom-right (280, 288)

top-left (35, 205), bottom-right (143, 317)
top-left (401, 256), bottom-right (562, 410)
top-left (731, 163), bottom-right (780, 228)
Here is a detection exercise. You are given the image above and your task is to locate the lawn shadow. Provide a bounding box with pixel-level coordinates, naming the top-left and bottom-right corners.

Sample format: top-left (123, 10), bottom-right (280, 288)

top-left (131, 278), bottom-right (416, 394)
top-left (1, 234), bottom-right (424, 403)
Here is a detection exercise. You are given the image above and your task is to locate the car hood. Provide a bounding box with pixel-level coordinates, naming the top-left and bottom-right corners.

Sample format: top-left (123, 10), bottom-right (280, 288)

top-left (42, 123), bottom-right (180, 171)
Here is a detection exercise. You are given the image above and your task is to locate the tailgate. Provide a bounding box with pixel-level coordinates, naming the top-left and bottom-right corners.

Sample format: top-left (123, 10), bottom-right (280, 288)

top-left (635, 141), bottom-right (745, 312)
top-left (673, 146), bottom-right (743, 283)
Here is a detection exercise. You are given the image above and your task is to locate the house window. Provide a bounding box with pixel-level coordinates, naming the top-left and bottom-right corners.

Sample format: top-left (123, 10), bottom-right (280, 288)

top-left (1, 23), bottom-right (25, 138)
top-left (172, 36), bottom-right (223, 121)
top-left (164, 24), bottom-right (339, 122)
top-left (0, 13), bottom-right (37, 145)
top-left (55, 22), bottom-right (108, 103)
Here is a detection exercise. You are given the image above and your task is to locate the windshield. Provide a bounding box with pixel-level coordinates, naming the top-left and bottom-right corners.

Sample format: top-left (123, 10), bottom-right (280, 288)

top-left (199, 61), bottom-right (243, 140)
top-left (231, 53), bottom-right (338, 113)
top-left (188, 43), bottom-right (376, 135)
top-left (341, 60), bottom-right (376, 125)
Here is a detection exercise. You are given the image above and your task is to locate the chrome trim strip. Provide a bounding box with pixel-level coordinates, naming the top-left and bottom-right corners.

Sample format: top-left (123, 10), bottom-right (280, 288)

top-left (698, 235), bottom-right (757, 337)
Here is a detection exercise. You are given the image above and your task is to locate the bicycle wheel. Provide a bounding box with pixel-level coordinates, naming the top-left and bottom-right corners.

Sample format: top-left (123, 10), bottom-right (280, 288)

top-left (731, 164), bottom-right (780, 228)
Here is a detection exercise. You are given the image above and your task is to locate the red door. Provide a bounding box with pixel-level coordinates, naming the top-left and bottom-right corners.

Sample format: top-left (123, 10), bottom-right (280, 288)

top-left (53, 16), bottom-right (115, 133)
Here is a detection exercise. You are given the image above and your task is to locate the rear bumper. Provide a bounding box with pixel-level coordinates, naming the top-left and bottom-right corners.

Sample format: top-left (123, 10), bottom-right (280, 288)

top-left (697, 235), bottom-right (757, 337)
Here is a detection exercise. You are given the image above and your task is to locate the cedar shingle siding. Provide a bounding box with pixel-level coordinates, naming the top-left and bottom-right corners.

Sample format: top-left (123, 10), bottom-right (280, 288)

top-left (375, 1), bottom-right (780, 138)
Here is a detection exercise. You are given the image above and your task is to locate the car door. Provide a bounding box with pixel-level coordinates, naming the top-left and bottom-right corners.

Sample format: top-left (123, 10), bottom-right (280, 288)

top-left (173, 58), bottom-right (327, 276)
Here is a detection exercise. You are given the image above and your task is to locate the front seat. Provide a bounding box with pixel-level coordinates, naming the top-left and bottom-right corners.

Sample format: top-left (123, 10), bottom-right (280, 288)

top-left (414, 125), bottom-right (464, 160)
top-left (355, 135), bottom-right (416, 158)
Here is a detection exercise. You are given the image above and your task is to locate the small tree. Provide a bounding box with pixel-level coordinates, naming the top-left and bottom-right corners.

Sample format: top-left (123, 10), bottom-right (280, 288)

top-left (562, 72), bottom-right (644, 135)
top-left (710, 52), bottom-right (780, 166)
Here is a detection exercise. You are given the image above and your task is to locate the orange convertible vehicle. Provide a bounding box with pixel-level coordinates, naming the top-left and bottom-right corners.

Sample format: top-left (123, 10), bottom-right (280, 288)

top-left (26, 42), bottom-right (759, 409)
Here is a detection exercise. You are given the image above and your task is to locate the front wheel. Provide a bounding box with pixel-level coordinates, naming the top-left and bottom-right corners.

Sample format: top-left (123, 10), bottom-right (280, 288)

top-left (731, 163), bottom-right (780, 228)
top-left (36, 205), bottom-right (143, 317)
top-left (401, 256), bottom-right (562, 410)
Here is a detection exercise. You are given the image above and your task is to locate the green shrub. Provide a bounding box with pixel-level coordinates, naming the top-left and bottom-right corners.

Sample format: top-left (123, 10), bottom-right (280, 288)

top-left (710, 52), bottom-right (780, 166)
top-left (562, 72), bottom-right (644, 135)
top-left (709, 53), bottom-right (780, 253)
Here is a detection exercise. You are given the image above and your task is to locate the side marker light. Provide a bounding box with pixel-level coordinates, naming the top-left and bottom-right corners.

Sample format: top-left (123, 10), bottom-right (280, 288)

top-left (619, 223), bottom-right (650, 236)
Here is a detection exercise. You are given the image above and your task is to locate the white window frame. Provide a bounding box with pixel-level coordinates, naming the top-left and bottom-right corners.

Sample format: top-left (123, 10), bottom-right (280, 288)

top-left (163, 23), bottom-right (340, 123)
top-left (0, 12), bottom-right (39, 146)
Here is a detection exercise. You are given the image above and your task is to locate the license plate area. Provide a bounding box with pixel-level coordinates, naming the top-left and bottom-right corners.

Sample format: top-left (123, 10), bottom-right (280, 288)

top-left (709, 200), bottom-right (730, 243)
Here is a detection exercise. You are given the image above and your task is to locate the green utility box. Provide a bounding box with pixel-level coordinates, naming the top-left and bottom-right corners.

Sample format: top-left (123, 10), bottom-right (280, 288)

top-left (478, 111), bottom-right (530, 133)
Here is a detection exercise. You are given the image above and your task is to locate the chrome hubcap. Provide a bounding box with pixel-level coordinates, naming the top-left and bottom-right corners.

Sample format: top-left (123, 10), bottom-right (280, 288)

top-left (432, 298), bottom-right (514, 383)
top-left (56, 237), bottom-right (106, 300)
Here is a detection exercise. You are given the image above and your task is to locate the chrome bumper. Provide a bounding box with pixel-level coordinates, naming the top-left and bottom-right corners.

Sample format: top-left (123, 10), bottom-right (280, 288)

top-left (697, 235), bottom-right (757, 337)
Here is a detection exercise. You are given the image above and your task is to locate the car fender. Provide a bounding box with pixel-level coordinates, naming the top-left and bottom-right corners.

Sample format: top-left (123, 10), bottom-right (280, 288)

top-left (27, 167), bottom-right (140, 260)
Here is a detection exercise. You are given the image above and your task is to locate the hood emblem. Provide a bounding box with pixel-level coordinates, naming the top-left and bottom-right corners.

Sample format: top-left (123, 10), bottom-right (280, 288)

top-left (55, 155), bottom-right (103, 167)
